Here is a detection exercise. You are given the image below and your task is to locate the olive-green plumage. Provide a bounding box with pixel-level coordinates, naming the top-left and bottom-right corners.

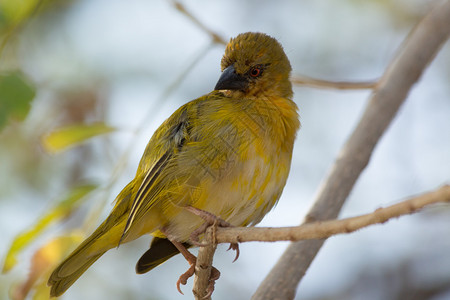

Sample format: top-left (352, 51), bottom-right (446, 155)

top-left (48, 32), bottom-right (300, 297)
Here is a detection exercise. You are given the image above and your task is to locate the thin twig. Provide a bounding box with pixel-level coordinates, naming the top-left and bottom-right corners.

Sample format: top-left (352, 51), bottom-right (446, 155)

top-left (216, 185), bottom-right (450, 243)
top-left (253, 1), bottom-right (450, 299)
top-left (291, 75), bottom-right (377, 90)
top-left (171, 0), bottom-right (227, 45)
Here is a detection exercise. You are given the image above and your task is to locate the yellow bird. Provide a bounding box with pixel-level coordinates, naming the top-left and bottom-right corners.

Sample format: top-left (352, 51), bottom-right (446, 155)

top-left (48, 32), bottom-right (300, 297)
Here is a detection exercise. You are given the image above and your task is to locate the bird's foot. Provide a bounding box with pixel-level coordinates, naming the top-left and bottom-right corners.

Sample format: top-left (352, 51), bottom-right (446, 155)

top-left (165, 236), bottom-right (219, 296)
top-left (185, 206), bottom-right (240, 262)
top-left (174, 249), bottom-right (221, 297)
top-left (202, 266), bottom-right (221, 299)
top-left (176, 259), bottom-right (195, 295)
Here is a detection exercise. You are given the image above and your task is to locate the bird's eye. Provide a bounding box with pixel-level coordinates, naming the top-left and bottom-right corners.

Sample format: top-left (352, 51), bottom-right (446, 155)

top-left (249, 66), bottom-right (262, 77)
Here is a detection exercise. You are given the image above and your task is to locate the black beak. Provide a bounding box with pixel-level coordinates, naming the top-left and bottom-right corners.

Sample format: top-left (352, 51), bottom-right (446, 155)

top-left (214, 65), bottom-right (248, 91)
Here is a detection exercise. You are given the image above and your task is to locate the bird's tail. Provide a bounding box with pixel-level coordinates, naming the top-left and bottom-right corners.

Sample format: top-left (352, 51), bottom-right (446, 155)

top-left (136, 237), bottom-right (190, 274)
top-left (48, 184), bottom-right (134, 297)
top-left (48, 250), bottom-right (105, 297)
top-left (47, 221), bottom-right (119, 297)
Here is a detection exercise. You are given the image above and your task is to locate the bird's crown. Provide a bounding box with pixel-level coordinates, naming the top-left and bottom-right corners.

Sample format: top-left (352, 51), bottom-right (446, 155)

top-left (221, 32), bottom-right (291, 76)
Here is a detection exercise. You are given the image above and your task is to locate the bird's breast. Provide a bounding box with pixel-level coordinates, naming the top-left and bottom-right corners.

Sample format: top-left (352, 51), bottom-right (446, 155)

top-left (162, 139), bottom-right (293, 242)
top-left (158, 96), bottom-right (298, 241)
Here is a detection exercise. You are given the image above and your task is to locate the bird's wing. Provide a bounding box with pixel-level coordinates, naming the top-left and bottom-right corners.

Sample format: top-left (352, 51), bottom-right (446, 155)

top-left (119, 93), bottom-right (248, 244)
top-left (119, 97), bottom-right (203, 243)
top-left (120, 151), bottom-right (172, 243)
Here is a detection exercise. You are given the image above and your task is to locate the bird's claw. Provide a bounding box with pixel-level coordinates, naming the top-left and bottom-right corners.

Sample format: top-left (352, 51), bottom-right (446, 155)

top-left (176, 263), bottom-right (196, 295)
top-left (175, 260), bottom-right (221, 298)
top-left (186, 206), bottom-right (241, 263)
top-left (189, 222), bottom-right (210, 247)
top-left (178, 206), bottom-right (240, 297)
top-left (227, 243), bottom-right (240, 262)
top-left (203, 267), bottom-right (220, 299)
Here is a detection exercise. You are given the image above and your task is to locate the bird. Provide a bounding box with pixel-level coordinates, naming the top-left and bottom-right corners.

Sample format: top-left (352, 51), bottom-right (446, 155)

top-left (48, 32), bottom-right (300, 297)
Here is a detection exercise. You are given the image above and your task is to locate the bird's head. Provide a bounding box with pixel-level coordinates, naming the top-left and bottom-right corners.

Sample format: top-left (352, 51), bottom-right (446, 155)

top-left (215, 32), bottom-right (292, 99)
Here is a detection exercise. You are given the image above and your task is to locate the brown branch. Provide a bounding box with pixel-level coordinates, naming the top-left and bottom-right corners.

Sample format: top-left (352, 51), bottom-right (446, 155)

top-left (253, 2), bottom-right (450, 300)
top-left (291, 75), bottom-right (377, 90)
top-left (216, 185), bottom-right (450, 243)
top-left (192, 185), bottom-right (450, 298)
top-left (171, 1), bottom-right (227, 45)
top-left (193, 226), bottom-right (217, 300)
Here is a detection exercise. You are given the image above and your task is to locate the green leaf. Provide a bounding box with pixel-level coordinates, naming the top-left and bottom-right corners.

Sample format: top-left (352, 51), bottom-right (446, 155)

top-left (42, 123), bottom-right (116, 153)
top-left (2, 184), bottom-right (97, 273)
top-left (0, 72), bottom-right (36, 129)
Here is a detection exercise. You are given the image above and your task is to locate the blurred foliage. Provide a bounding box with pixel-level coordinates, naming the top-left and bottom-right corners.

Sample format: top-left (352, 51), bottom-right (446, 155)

top-left (0, 0), bottom-right (42, 61)
top-left (2, 184), bottom-right (97, 273)
top-left (9, 234), bottom-right (84, 300)
top-left (41, 123), bottom-right (116, 153)
top-left (1, 2), bottom-right (112, 298)
top-left (0, 0), bottom-right (40, 26)
top-left (0, 72), bottom-right (35, 130)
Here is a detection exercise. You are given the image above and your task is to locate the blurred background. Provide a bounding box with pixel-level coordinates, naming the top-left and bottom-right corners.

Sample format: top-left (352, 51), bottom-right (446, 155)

top-left (1, 0), bottom-right (450, 299)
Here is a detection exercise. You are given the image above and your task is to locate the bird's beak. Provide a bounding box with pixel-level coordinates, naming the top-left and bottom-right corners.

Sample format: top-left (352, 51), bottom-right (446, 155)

top-left (214, 65), bottom-right (248, 91)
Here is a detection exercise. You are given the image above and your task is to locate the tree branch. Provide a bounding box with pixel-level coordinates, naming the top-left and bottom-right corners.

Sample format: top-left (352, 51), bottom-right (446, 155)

top-left (215, 185), bottom-right (450, 243)
top-left (193, 226), bottom-right (217, 300)
top-left (291, 75), bottom-right (377, 90)
top-left (253, 1), bottom-right (450, 299)
top-left (192, 185), bottom-right (450, 298)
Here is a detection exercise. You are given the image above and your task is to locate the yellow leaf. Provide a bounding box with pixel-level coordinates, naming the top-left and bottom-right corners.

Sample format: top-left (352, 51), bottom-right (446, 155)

top-left (9, 233), bottom-right (84, 300)
top-left (41, 123), bottom-right (116, 153)
top-left (2, 184), bottom-right (97, 273)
